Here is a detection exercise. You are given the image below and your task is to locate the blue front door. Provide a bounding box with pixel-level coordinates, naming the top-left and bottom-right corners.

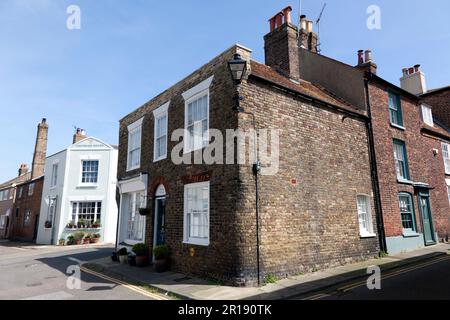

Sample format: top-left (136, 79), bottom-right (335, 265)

top-left (155, 198), bottom-right (166, 246)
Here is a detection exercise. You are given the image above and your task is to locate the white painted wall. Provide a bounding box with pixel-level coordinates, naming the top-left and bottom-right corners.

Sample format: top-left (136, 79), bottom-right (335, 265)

top-left (36, 137), bottom-right (118, 245)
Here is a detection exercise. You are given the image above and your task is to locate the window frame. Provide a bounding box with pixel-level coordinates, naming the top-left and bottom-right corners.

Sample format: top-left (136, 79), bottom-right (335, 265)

top-left (127, 117), bottom-right (144, 172)
top-left (421, 104), bottom-right (434, 127)
top-left (28, 183), bottom-right (35, 196)
top-left (153, 101), bottom-right (170, 162)
top-left (442, 143), bottom-right (450, 175)
top-left (393, 139), bottom-right (410, 182)
top-left (23, 210), bottom-right (32, 227)
top-left (182, 76), bottom-right (214, 154)
top-left (70, 201), bottom-right (102, 226)
top-left (80, 159), bottom-right (100, 186)
top-left (50, 163), bottom-right (58, 188)
top-left (388, 91), bottom-right (404, 128)
top-left (183, 181), bottom-right (210, 246)
top-left (356, 195), bottom-right (376, 238)
top-left (398, 192), bottom-right (418, 235)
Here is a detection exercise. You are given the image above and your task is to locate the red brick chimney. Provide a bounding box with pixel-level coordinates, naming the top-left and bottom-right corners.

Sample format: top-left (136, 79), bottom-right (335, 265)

top-left (31, 118), bottom-right (48, 180)
top-left (264, 6), bottom-right (301, 81)
top-left (356, 49), bottom-right (378, 74)
top-left (18, 164), bottom-right (29, 177)
top-left (73, 128), bottom-right (87, 144)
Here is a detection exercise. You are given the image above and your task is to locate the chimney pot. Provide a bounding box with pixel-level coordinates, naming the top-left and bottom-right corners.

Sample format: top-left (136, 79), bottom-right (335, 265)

top-left (408, 67), bottom-right (414, 74)
top-left (269, 17), bottom-right (276, 32)
top-left (364, 50), bottom-right (372, 63)
top-left (275, 13), bottom-right (283, 28)
top-left (414, 64), bottom-right (420, 72)
top-left (300, 15), bottom-right (307, 30)
top-left (358, 50), bottom-right (364, 65)
top-left (402, 68), bottom-right (408, 76)
top-left (282, 6), bottom-right (293, 24)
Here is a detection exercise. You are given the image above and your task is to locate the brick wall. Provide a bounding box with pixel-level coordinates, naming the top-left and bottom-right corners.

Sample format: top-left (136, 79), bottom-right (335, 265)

top-left (117, 45), bottom-right (379, 286)
top-left (368, 81), bottom-right (450, 243)
top-left (11, 178), bottom-right (44, 241)
top-left (421, 89), bottom-right (450, 128)
top-left (234, 78), bottom-right (379, 284)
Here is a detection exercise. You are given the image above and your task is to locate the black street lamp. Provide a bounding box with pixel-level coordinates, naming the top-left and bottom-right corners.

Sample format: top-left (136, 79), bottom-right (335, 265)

top-left (227, 53), bottom-right (248, 85)
top-left (227, 52), bottom-right (262, 286)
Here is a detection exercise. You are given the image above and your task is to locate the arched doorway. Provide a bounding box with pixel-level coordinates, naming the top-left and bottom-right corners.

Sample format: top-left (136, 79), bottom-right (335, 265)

top-left (153, 185), bottom-right (167, 251)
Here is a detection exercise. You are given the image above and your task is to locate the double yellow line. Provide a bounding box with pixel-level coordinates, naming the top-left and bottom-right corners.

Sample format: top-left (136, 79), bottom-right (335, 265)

top-left (80, 265), bottom-right (171, 300)
top-left (304, 255), bottom-right (450, 300)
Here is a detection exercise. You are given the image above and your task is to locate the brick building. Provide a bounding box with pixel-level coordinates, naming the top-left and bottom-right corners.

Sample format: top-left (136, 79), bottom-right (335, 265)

top-left (0, 165), bottom-right (30, 239)
top-left (116, 8), bottom-right (380, 286)
top-left (297, 18), bottom-right (450, 254)
top-left (8, 119), bottom-right (49, 242)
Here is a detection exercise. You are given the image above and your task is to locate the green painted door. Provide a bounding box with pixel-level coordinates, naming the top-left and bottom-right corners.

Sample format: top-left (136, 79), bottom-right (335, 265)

top-left (419, 194), bottom-right (436, 245)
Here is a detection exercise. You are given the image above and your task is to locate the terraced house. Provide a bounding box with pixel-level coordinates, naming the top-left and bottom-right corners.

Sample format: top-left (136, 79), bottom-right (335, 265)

top-left (298, 25), bottom-right (450, 254)
top-left (116, 7), bottom-right (381, 286)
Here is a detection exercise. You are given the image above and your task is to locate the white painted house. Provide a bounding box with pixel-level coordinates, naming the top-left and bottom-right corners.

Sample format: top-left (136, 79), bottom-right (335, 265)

top-left (36, 136), bottom-right (118, 245)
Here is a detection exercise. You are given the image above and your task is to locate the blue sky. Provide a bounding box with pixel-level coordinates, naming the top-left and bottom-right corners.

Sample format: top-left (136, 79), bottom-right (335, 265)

top-left (0, 0), bottom-right (449, 182)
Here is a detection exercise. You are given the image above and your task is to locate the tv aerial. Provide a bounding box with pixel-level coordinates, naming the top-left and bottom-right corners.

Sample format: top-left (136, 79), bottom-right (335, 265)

top-left (316, 3), bottom-right (327, 54)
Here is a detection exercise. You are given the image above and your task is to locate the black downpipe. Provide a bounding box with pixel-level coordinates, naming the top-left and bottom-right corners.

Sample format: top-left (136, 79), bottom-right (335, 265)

top-left (364, 77), bottom-right (387, 253)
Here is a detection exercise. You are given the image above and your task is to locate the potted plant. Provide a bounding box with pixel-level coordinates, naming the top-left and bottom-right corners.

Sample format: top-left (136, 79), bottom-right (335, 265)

top-left (153, 245), bottom-right (170, 272)
top-left (132, 243), bottom-right (149, 267)
top-left (58, 238), bottom-right (65, 246)
top-left (90, 233), bottom-right (101, 243)
top-left (67, 235), bottom-right (75, 245)
top-left (128, 254), bottom-right (136, 266)
top-left (77, 219), bottom-right (86, 229)
top-left (138, 207), bottom-right (151, 216)
top-left (66, 221), bottom-right (76, 229)
top-left (45, 221), bottom-right (52, 229)
top-left (83, 233), bottom-right (91, 244)
top-left (117, 247), bottom-right (128, 264)
top-left (92, 220), bottom-right (101, 228)
top-left (73, 231), bottom-right (85, 245)
top-left (111, 251), bottom-right (118, 262)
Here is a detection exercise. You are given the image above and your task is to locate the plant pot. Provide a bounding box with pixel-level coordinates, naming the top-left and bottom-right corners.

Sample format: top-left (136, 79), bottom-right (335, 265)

top-left (118, 255), bottom-right (128, 264)
top-left (90, 238), bottom-right (99, 244)
top-left (128, 255), bottom-right (136, 266)
top-left (138, 208), bottom-right (151, 216)
top-left (155, 259), bottom-right (168, 272)
top-left (59, 240), bottom-right (65, 246)
top-left (75, 240), bottom-right (82, 245)
top-left (135, 256), bottom-right (148, 268)
top-left (83, 239), bottom-right (90, 245)
top-left (111, 252), bottom-right (118, 262)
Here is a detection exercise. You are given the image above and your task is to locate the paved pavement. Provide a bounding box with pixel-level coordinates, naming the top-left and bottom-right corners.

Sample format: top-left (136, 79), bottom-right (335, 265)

top-left (86, 243), bottom-right (450, 300)
top-left (0, 242), bottom-right (163, 300)
top-left (298, 254), bottom-right (450, 300)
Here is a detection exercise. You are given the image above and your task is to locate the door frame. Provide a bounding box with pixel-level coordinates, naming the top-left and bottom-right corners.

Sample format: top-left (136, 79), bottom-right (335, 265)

top-left (152, 185), bottom-right (167, 261)
top-left (417, 192), bottom-right (436, 246)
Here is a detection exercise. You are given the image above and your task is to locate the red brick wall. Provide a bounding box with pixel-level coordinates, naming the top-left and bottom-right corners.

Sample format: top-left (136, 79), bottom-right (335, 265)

top-left (421, 89), bottom-right (450, 129)
top-left (369, 81), bottom-right (450, 241)
top-left (11, 178), bottom-right (44, 241)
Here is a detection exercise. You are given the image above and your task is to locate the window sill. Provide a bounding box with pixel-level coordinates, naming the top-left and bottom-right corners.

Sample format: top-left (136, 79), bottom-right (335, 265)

top-left (183, 239), bottom-right (209, 247)
top-left (127, 166), bottom-right (140, 172)
top-left (360, 232), bottom-right (377, 239)
top-left (390, 123), bottom-right (405, 131)
top-left (50, 186), bottom-right (57, 190)
top-left (77, 184), bottom-right (98, 189)
top-left (397, 179), bottom-right (413, 185)
top-left (402, 231), bottom-right (420, 238)
top-left (153, 155), bottom-right (167, 163)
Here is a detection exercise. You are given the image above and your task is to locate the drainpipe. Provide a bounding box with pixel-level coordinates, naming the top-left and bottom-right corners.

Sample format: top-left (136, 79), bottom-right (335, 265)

top-left (364, 76), bottom-right (387, 253)
top-left (114, 184), bottom-right (122, 254)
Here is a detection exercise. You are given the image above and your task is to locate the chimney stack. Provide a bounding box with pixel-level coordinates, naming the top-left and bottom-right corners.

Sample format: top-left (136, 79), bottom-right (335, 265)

top-left (31, 118), bottom-right (48, 180)
top-left (73, 128), bottom-right (87, 144)
top-left (298, 15), bottom-right (318, 53)
top-left (356, 49), bottom-right (377, 74)
top-left (18, 164), bottom-right (29, 177)
top-left (400, 64), bottom-right (427, 95)
top-left (264, 6), bottom-right (301, 81)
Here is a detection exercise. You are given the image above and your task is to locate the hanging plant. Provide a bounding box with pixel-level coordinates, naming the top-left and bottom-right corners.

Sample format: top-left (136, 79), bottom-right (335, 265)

top-left (138, 208), bottom-right (151, 216)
